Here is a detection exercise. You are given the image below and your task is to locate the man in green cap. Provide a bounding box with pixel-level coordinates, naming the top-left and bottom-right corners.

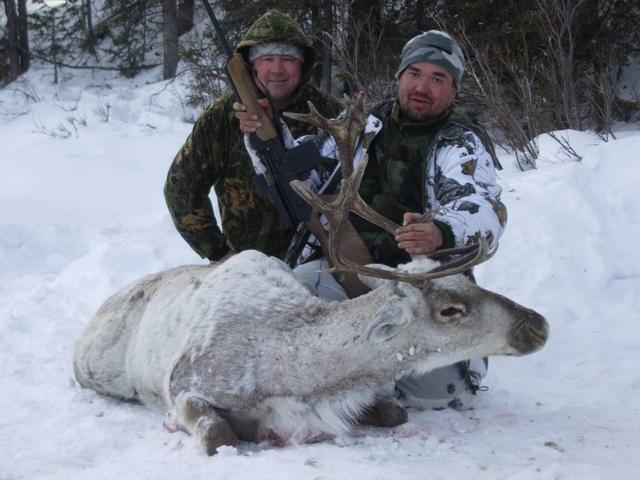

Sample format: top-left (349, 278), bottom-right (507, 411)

top-left (242, 30), bottom-right (507, 418)
top-left (164, 10), bottom-right (341, 263)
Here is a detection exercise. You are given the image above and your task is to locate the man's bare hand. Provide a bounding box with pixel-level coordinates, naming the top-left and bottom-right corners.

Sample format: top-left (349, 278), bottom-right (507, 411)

top-left (394, 212), bottom-right (443, 255)
top-left (233, 99), bottom-right (272, 134)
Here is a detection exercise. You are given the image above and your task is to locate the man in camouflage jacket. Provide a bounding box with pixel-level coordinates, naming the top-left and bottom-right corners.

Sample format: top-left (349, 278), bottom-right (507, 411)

top-left (164, 10), bottom-right (341, 263)
top-left (354, 31), bottom-right (507, 413)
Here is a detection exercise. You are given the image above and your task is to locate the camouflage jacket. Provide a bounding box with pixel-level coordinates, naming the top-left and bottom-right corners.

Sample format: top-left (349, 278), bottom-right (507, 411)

top-left (164, 9), bottom-right (341, 261)
top-left (287, 100), bottom-right (507, 268)
top-left (164, 86), bottom-right (341, 261)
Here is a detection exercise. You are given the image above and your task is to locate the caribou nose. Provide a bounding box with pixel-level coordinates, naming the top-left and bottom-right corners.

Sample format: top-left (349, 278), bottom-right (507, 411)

top-left (509, 309), bottom-right (549, 355)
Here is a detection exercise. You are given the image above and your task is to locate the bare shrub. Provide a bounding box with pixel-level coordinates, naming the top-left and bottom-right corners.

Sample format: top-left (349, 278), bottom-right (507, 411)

top-left (11, 79), bottom-right (43, 103)
top-left (34, 114), bottom-right (87, 139)
top-left (329, 2), bottom-right (396, 104)
top-left (547, 131), bottom-right (582, 162)
top-left (333, 6), bottom-right (396, 103)
top-left (451, 25), bottom-right (542, 170)
top-left (96, 102), bottom-right (112, 123)
top-left (535, 0), bottom-right (586, 131)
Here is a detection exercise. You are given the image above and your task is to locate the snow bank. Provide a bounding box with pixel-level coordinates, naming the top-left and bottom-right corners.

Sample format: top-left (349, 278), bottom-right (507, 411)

top-left (1, 68), bottom-right (639, 479)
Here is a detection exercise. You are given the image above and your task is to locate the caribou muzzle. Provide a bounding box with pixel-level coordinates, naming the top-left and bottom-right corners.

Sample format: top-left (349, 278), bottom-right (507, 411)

top-left (509, 309), bottom-right (549, 355)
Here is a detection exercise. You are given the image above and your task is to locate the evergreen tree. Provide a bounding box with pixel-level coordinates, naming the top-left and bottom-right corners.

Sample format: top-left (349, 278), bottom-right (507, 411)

top-left (28, 0), bottom-right (104, 81)
top-left (101, 0), bottom-right (163, 77)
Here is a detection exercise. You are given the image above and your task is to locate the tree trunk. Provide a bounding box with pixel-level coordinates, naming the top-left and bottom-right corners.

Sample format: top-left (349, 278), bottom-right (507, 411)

top-left (319, 0), bottom-right (333, 94)
top-left (162, 0), bottom-right (179, 79)
top-left (84, 0), bottom-right (97, 54)
top-left (177, 0), bottom-right (194, 37)
top-left (17, 0), bottom-right (29, 72)
top-left (309, 1), bottom-right (322, 86)
top-left (4, 0), bottom-right (21, 81)
top-left (51, 5), bottom-right (58, 83)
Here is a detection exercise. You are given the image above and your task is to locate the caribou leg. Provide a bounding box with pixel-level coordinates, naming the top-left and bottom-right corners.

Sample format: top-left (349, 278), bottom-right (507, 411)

top-left (170, 394), bottom-right (240, 455)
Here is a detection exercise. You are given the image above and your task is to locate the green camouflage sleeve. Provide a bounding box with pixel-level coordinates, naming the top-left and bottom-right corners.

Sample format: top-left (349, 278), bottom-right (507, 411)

top-left (354, 148), bottom-right (413, 267)
top-left (164, 98), bottom-right (230, 261)
top-left (356, 161), bottom-right (457, 266)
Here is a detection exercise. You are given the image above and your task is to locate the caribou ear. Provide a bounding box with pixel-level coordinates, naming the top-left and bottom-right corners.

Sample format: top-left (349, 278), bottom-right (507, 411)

top-left (366, 294), bottom-right (413, 343)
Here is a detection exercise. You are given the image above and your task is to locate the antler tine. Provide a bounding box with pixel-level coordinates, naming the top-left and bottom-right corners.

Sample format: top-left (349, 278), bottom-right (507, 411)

top-left (290, 152), bottom-right (401, 235)
top-left (289, 179), bottom-right (332, 212)
top-left (351, 194), bottom-right (400, 235)
top-left (284, 93), bottom-right (367, 178)
top-left (415, 210), bottom-right (434, 223)
top-left (329, 236), bottom-right (493, 287)
top-left (282, 101), bottom-right (332, 131)
top-left (418, 237), bottom-right (495, 278)
top-left (351, 198), bottom-right (433, 237)
top-left (426, 241), bottom-right (483, 260)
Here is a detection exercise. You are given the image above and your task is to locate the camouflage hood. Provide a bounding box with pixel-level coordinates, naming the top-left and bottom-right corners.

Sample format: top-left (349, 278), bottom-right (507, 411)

top-left (236, 9), bottom-right (317, 84)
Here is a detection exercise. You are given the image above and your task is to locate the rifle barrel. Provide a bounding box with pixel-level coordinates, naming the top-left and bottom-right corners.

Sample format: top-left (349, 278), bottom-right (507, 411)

top-left (201, 0), bottom-right (234, 59)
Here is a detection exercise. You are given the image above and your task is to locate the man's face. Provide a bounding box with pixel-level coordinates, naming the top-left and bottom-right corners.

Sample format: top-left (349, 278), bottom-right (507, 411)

top-left (252, 54), bottom-right (302, 107)
top-left (398, 61), bottom-right (456, 121)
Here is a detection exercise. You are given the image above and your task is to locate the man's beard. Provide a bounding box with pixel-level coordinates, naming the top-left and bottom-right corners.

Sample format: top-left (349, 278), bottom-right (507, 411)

top-left (399, 95), bottom-right (435, 122)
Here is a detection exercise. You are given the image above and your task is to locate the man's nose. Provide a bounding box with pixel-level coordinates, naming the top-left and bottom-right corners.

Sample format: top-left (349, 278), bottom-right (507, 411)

top-left (271, 58), bottom-right (285, 73)
top-left (413, 78), bottom-right (431, 94)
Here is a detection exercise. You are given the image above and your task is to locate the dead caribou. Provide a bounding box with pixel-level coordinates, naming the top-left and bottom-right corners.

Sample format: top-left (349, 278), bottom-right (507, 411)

top-left (73, 94), bottom-right (548, 455)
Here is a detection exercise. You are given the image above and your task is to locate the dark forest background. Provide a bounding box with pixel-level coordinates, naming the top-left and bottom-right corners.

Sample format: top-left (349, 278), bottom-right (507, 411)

top-left (2, 0), bottom-right (639, 167)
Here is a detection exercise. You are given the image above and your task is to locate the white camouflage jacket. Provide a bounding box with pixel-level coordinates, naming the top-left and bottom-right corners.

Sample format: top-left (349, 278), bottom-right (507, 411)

top-left (245, 108), bottom-right (506, 266)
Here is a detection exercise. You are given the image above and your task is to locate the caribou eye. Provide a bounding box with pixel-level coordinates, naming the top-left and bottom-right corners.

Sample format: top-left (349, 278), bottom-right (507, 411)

top-left (441, 306), bottom-right (465, 317)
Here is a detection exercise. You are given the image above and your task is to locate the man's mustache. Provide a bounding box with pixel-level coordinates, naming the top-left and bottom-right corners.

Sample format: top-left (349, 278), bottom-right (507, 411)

top-left (409, 93), bottom-right (433, 103)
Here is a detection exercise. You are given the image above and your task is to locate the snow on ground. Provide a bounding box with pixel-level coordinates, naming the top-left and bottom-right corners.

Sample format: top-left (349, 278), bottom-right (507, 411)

top-left (1, 66), bottom-right (639, 480)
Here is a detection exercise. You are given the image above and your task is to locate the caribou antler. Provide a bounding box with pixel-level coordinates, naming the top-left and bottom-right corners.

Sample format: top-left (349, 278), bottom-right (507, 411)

top-left (283, 93), bottom-right (494, 287)
top-left (284, 93), bottom-right (402, 236)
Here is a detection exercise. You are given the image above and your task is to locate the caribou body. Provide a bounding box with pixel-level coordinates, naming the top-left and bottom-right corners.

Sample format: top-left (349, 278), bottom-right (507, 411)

top-left (73, 94), bottom-right (548, 455)
top-left (74, 250), bottom-right (547, 454)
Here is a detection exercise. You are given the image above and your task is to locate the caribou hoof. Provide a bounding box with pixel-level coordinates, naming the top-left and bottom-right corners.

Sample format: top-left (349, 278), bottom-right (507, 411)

top-left (196, 415), bottom-right (240, 456)
top-left (357, 399), bottom-right (408, 428)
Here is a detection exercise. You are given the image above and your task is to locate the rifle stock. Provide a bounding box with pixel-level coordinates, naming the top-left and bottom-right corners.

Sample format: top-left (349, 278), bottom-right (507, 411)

top-left (226, 54), bottom-right (278, 142)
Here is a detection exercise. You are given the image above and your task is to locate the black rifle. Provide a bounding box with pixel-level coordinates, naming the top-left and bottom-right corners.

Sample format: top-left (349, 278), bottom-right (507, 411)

top-left (201, 0), bottom-right (326, 230)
